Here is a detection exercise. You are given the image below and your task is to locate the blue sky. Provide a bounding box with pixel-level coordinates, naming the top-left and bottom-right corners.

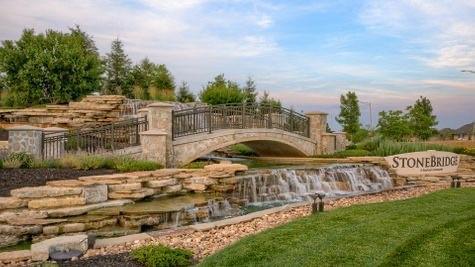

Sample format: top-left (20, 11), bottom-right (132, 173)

top-left (0, 0), bottom-right (474, 129)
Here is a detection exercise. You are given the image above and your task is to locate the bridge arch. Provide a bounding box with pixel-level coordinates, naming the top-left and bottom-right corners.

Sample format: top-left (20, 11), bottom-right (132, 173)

top-left (172, 128), bottom-right (316, 166)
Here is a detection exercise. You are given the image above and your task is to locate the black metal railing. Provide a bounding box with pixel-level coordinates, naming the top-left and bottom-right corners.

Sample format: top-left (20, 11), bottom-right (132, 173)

top-left (42, 116), bottom-right (148, 159)
top-left (172, 103), bottom-right (310, 139)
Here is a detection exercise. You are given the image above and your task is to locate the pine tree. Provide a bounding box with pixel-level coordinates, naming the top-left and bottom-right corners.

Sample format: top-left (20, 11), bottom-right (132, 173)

top-left (103, 38), bottom-right (133, 97)
top-left (242, 76), bottom-right (258, 104)
top-left (335, 91), bottom-right (361, 140)
top-left (130, 58), bottom-right (155, 100)
top-left (176, 81), bottom-right (195, 103)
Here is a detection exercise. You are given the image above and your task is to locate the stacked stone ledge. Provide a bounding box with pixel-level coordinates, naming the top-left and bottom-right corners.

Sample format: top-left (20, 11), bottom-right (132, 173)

top-left (0, 162), bottom-right (248, 264)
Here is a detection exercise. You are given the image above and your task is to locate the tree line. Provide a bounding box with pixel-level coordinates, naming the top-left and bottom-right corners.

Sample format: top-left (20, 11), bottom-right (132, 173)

top-left (0, 26), bottom-right (280, 108)
top-left (336, 91), bottom-right (438, 141)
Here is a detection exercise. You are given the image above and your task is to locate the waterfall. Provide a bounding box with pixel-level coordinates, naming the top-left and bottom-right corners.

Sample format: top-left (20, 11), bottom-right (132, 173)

top-left (234, 165), bottom-right (392, 205)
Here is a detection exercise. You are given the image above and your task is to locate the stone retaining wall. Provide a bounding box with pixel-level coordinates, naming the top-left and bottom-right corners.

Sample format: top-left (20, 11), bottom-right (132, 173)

top-left (0, 163), bottom-right (248, 249)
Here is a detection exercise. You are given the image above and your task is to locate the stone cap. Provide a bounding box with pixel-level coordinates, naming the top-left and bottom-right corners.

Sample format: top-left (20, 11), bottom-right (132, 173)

top-left (43, 127), bottom-right (68, 133)
top-left (305, 111), bottom-right (328, 115)
top-left (147, 102), bottom-right (174, 108)
top-left (139, 129), bottom-right (168, 136)
top-left (8, 125), bottom-right (43, 131)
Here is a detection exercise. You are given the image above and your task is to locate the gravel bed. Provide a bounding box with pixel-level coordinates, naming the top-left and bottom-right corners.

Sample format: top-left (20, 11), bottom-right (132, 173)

top-left (58, 253), bottom-right (142, 267)
top-left (0, 168), bottom-right (116, 196)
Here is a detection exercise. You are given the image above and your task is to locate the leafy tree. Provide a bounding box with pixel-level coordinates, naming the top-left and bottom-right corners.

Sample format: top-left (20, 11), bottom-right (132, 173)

top-left (259, 91), bottom-right (281, 108)
top-left (103, 38), bottom-right (133, 97)
top-left (335, 91), bottom-right (361, 140)
top-left (406, 96), bottom-right (438, 140)
top-left (326, 123), bottom-right (333, 133)
top-left (176, 81), bottom-right (195, 103)
top-left (242, 76), bottom-right (258, 104)
top-left (200, 74), bottom-right (245, 105)
top-left (152, 64), bottom-right (175, 100)
top-left (377, 110), bottom-right (412, 141)
top-left (130, 58), bottom-right (155, 100)
top-left (0, 27), bottom-right (103, 106)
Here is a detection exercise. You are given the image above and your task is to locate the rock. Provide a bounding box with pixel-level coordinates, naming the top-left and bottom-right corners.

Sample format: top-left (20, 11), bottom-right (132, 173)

top-left (208, 172), bottom-right (232, 179)
top-left (184, 177), bottom-right (216, 186)
top-left (11, 186), bottom-right (82, 199)
top-left (204, 163), bottom-right (248, 174)
top-left (0, 234), bottom-right (25, 248)
top-left (163, 184), bottom-right (182, 193)
top-left (63, 223), bottom-right (86, 233)
top-left (0, 197), bottom-right (28, 210)
top-left (28, 196), bottom-right (86, 209)
top-left (31, 234), bottom-right (88, 261)
top-left (173, 172), bottom-right (192, 179)
top-left (47, 200), bottom-right (133, 218)
top-left (0, 225), bottom-right (42, 235)
top-left (210, 184), bottom-right (235, 193)
top-left (43, 225), bottom-right (59, 235)
top-left (183, 183), bottom-right (207, 192)
top-left (108, 183), bottom-right (142, 192)
top-left (7, 218), bottom-right (67, 226)
top-left (108, 188), bottom-right (155, 200)
top-left (46, 180), bottom-right (86, 187)
top-left (0, 250), bottom-right (32, 263)
top-left (118, 215), bottom-right (161, 228)
top-left (84, 218), bottom-right (117, 230)
top-left (82, 185), bottom-right (108, 204)
top-left (219, 177), bottom-right (239, 184)
top-left (146, 179), bottom-right (177, 188)
top-left (0, 210), bottom-right (48, 223)
top-left (151, 169), bottom-right (184, 178)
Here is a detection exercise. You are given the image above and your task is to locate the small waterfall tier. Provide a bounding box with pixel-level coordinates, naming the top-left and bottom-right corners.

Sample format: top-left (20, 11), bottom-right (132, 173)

top-left (234, 165), bottom-right (393, 204)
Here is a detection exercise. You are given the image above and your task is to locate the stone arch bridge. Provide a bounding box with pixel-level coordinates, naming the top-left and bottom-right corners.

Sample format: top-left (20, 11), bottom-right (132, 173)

top-left (140, 103), bottom-right (347, 167)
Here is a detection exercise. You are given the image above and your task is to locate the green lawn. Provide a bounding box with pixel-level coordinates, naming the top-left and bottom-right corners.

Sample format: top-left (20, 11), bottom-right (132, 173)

top-left (200, 188), bottom-right (475, 267)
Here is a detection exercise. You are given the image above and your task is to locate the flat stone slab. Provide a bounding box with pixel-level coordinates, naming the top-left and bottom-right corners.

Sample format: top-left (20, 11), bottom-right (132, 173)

top-left (47, 199), bottom-right (133, 218)
top-left (31, 234), bottom-right (88, 261)
top-left (0, 250), bottom-right (32, 263)
top-left (93, 233), bottom-right (151, 249)
top-left (11, 186), bottom-right (82, 199)
top-left (0, 197), bottom-right (28, 210)
top-left (28, 196), bottom-right (86, 209)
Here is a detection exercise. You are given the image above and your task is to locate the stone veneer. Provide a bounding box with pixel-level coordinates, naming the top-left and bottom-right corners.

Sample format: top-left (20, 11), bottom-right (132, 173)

top-left (0, 163), bottom-right (248, 249)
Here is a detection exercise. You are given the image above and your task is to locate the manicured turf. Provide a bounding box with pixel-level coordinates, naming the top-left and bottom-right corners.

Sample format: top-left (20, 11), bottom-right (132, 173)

top-left (200, 188), bottom-right (475, 267)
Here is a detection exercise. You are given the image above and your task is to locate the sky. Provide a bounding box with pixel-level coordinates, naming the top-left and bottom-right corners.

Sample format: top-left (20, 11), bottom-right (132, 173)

top-left (0, 0), bottom-right (474, 130)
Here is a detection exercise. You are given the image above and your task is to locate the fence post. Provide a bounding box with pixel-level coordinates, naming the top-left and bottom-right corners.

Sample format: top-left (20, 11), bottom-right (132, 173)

top-left (267, 105), bottom-right (272, 129)
top-left (135, 118), bottom-right (140, 145)
top-left (241, 103), bottom-right (245, 128)
top-left (111, 123), bottom-right (115, 151)
top-left (7, 125), bottom-right (44, 159)
top-left (145, 102), bottom-right (174, 167)
top-left (208, 106), bottom-right (212, 133)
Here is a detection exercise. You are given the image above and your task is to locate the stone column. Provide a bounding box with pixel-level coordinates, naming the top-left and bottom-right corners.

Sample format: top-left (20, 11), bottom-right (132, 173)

top-left (334, 132), bottom-right (348, 151)
top-left (305, 112), bottom-right (328, 155)
top-left (145, 102), bottom-right (174, 167)
top-left (321, 133), bottom-right (336, 155)
top-left (8, 125), bottom-right (44, 158)
top-left (43, 127), bottom-right (68, 159)
top-left (140, 130), bottom-right (168, 167)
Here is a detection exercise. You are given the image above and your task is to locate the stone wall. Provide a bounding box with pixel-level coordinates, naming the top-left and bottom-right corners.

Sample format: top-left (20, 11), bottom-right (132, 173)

top-left (0, 95), bottom-right (128, 128)
top-left (0, 163), bottom-right (248, 248)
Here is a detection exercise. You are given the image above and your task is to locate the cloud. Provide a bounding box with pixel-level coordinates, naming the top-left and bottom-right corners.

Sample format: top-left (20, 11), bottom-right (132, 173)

top-left (360, 0), bottom-right (475, 69)
top-left (256, 14), bottom-right (273, 29)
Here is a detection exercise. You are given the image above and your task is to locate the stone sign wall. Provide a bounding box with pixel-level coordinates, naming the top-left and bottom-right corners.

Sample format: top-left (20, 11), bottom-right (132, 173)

top-left (384, 151), bottom-right (460, 176)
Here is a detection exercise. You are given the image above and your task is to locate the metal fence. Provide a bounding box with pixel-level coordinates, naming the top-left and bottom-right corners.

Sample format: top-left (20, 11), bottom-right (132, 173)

top-left (172, 103), bottom-right (310, 139)
top-left (42, 116), bottom-right (148, 159)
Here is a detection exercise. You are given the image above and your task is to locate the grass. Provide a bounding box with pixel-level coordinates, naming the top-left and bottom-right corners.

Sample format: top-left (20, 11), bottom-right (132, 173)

top-left (200, 188), bottom-right (475, 267)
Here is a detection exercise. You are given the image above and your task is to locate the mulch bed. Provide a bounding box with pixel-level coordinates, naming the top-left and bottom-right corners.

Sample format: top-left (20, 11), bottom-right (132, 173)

top-left (0, 168), bottom-right (116, 197)
top-left (59, 253), bottom-right (143, 267)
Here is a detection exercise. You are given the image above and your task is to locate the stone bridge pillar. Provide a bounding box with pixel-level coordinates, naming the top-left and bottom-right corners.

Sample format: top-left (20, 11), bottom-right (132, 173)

top-left (305, 112), bottom-right (328, 155)
top-left (140, 102), bottom-right (174, 167)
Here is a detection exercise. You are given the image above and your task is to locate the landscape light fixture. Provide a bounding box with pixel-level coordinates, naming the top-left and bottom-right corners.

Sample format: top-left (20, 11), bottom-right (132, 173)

top-left (311, 192), bottom-right (326, 213)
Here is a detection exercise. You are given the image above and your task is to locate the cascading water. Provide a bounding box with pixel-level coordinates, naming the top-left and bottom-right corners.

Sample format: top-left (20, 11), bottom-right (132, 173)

top-left (234, 165), bottom-right (392, 205)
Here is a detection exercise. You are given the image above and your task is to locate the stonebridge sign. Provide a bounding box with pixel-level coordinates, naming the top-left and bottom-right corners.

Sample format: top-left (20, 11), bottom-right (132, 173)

top-left (384, 150), bottom-right (460, 176)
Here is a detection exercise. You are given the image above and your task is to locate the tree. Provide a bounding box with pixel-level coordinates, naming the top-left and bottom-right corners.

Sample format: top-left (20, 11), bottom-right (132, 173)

top-left (200, 74), bottom-right (245, 105)
top-left (176, 81), bottom-right (195, 103)
top-left (0, 27), bottom-right (103, 106)
top-left (259, 91), bottom-right (281, 108)
top-left (406, 96), bottom-right (438, 140)
top-left (377, 110), bottom-right (412, 141)
top-left (130, 58), bottom-right (155, 100)
top-left (152, 64), bottom-right (175, 100)
top-left (242, 76), bottom-right (258, 104)
top-left (335, 91), bottom-right (361, 140)
top-left (326, 123), bottom-right (333, 133)
top-left (103, 38), bottom-right (133, 97)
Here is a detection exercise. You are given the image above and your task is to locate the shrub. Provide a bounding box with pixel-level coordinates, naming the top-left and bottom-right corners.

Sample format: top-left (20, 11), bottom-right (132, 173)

top-left (230, 144), bottom-right (257, 156)
top-left (3, 158), bottom-right (23, 168)
top-left (131, 245), bottom-right (193, 267)
top-left (5, 152), bottom-right (34, 168)
top-left (113, 157), bottom-right (161, 172)
top-left (183, 161), bottom-right (209, 169)
top-left (31, 159), bottom-right (62, 169)
top-left (78, 155), bottom-right (112, 170)
top-left (57, 154), bottom-right (82, 169)
top-left (0, 159), bottom-right (3, 169)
